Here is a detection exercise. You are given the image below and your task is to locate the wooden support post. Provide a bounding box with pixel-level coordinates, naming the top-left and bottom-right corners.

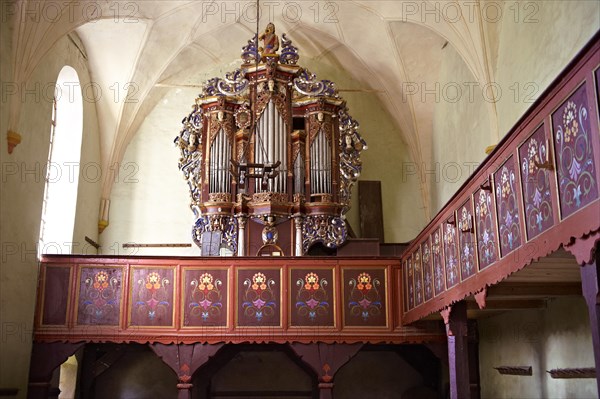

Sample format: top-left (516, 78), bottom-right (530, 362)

top-left (290, 342), bottom-right (362, 399)
top-left (580, 244), bottom-right (600, 395)
top-left (27, 342), bottom-right (83, 399)
top-left (150, 343), bottom-right (224, 399)
top-left (441, 301), bottom-right (470, 399)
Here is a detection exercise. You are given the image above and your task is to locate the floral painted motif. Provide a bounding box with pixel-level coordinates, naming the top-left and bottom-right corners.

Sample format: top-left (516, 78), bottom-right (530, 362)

top-left (189, 273), bottom-right (223, 322)
top-left (495, 157), bottom-right (522, 257)
top-left (432, 230), bottom-right (445, 296)
top-left (520, 126), bottom-right (554, 239)
top-left (414, 251), bottom-right (423, 305)
top-left (422, 241), bottom-right (433, 302)
top-left (407, 258), bottom-right (414, 309)
top-left (242, 272), bottom-right (277, 323)
top-left (79, 269), bottom-right (120, 325)
top-left (553, 86), bottom-right (598, 218)
top-left (133, 270), bottom-right (172, 325)
top-left (348, 272), bottom-right (382, 321)
top-left (458, 204), bottom-right (476, 280)
top-left (443, 222), bottom-right (459, 288)
top-left (475, 188), bottom-right (498, 269)
top-left (296, 272), bottom-right (329, 322)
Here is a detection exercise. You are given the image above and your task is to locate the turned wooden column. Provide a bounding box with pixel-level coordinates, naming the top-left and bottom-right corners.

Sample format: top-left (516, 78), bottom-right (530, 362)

top-left (150, 342), bottom-right (224, 399)
top-left (290, 342), bottom-right (362, 399)
top-left (441, 301), bottom-right (470, 399)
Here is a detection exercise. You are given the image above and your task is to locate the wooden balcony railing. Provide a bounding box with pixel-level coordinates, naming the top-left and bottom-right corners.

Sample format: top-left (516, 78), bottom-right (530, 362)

top-left (35, 256), bottom-right (444, 344)
top-left (401, 35), bottom-right (600, 324)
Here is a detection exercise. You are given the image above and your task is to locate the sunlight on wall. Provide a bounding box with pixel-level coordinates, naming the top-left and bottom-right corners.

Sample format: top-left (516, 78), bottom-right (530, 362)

top-left (38, 66), bottom-right (83, 256)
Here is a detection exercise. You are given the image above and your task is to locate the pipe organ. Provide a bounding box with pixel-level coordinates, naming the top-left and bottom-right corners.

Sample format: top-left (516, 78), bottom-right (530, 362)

top-left (175, 24), bottom-right (366, 256)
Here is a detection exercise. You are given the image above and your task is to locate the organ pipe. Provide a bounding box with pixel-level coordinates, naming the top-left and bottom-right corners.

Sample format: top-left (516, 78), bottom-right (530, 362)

top-left (209, 128), bottom-right (231, 193)
top-left (310, 129), bottom-right (331, 194)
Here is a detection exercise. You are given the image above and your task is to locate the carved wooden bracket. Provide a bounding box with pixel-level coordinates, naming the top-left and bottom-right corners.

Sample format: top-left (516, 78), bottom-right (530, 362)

top-left (564, 230), bottom-right (599, 265)
top-left (474, 287), bottom-right (488, 310)
top-left (289, 342), bottom-right (362, 383)
top-left (440, 307), bottom-right (452, 336)
top-left (151, 343), bottom-right (224, 384)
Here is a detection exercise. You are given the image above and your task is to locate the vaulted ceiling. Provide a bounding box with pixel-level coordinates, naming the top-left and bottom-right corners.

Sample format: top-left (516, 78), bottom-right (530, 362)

top-left (8, 1), bottom-right (501, 219)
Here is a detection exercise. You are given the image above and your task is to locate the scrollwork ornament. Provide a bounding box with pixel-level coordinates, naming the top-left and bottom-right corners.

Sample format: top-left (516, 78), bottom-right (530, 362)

top-left (192, 215), bottom-right (238, 253)
top-left (279, 33), bottom-right (299, 65)
top-left (293, 69), bottom-right (339, 98)
top-left (302, 215), bottom-right (347, 251)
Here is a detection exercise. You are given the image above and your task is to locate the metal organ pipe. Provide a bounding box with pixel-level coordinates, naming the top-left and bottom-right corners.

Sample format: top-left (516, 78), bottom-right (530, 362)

top-left (269, 101), bottom-right (275, 192)
top-left (294, 154), bottom-right (303, 194)
top-left (310, 129), bottom-right (331, 195)
top-left (253, 100), bottom-right (288, 193)
top-left (278, 111), bottom-right (287, 193)
top-left (209, 128), bottom-right (231, 193)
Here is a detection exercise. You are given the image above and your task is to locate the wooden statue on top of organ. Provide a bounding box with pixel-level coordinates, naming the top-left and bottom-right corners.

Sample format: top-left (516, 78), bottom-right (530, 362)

top-left (175, 24), bottom-right (367, 257)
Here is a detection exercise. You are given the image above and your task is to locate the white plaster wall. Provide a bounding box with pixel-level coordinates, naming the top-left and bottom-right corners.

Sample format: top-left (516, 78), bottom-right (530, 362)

top-left (0, 30), bottom-right (101, 396)
top-left (100, 85), bottom-right (201, 256)
top-left (428, 0), bottom-right (599, 216)
top-left (430, 44), bottom-right (491, 214)
top-left (479, 297), bottom-right (596, 399)
top-left (493, 0), bottom-right (599, 135)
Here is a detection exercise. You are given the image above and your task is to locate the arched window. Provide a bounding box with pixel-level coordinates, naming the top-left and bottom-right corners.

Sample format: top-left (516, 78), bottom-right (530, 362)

top-left (38, 66), bottom-right (83, 256)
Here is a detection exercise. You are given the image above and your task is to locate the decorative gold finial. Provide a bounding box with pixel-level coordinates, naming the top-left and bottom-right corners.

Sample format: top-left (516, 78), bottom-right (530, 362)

top-left (7, 130), bottom-right (21, 154)
top-left (485, 144), bottom-right (497, 155)
top-left (98, 219), bottom-right (109, 234)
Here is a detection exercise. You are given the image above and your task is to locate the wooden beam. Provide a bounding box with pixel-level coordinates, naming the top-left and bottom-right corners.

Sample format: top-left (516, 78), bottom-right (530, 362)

top-left (487, 282), bottom-right (581, 297)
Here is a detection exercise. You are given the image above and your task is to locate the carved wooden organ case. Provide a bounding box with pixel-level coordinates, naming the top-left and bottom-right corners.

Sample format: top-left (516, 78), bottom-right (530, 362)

top-left (175, 27), bottom-right (366, 256)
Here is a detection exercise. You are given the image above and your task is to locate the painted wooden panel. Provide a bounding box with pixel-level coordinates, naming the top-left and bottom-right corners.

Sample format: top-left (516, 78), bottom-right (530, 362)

top-left (403, 260), bottom-right (410, 312)
top-left (41, 266), bottom-right (71, 326)
top-left (552, 84), bottom-right (599, 218)
top-left (342, 267), bottom-right (387, 327)
top-left (519, 124), bottom-right (555, 239)
top-left (289, 268), bottom-right (334, 327)
top-left (406, 258), bottom-right (414, 310)
top-left (129, 267), bottom-right (175, 327)
top-left (77, 266), bottom-right (122, 326)
top-left (457, 199), bottom-right (477, 281)
top-left (596, 67), bottom-right (600, 107)
top-left (237, 268), bottom-right (281, 327)
top-left (431, 228), bottom-right (445, 296)
top-left (594, 68), bottom-right (600, 106)
top-left (494, 156), bottom-right (523, 257)
top-left (443, 219), bottom-right (459, 289)
top-left (413, 249), bottom-right (424, 306)
top-left (421, 237), bottom-right (434, 302)
top-left (474, 185), bottom-right (498, 269)
top-left (183, 268), bottom-right (228, 327)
